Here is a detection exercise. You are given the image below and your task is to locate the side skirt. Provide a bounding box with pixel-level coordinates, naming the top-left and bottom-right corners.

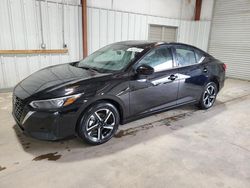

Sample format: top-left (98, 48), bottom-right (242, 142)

top-left (121, 100), bottom-right (197, 125)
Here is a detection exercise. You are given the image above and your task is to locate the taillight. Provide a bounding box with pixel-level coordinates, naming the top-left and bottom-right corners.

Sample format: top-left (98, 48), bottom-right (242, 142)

top-left (222, 63), bottom-right (227, 71)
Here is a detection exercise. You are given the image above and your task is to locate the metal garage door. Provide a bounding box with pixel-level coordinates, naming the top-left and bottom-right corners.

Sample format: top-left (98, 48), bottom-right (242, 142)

top-left (208, 0), bottom-right (250, 80)
top-left (148, 25), bottom-right (177, 42)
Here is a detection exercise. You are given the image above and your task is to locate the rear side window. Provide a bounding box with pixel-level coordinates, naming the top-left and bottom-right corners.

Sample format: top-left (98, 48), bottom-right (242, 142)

top-left (195, 49), bottom-right (206, 64)
top-left (175, 47), bottom-right (196, 67)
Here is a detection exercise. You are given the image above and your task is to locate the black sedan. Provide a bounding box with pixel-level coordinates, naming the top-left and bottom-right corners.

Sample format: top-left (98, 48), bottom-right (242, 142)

top-left (12, 41), bottom-right (226, 145)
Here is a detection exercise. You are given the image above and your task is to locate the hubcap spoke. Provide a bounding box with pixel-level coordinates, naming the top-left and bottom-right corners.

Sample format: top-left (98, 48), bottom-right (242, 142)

top-left (87, 123), bottom-right (98, 132)
top-left (97, 127), bottom-right (101, 140)
top-left (204, 95), bottom-right (209, 101)
top-left (103, 125), bottom-right (114, 130)
top-left (211, 87), bottom-right (215, 95)
top-left (210, 95), bottom-right (215, 99)
top-left (205, 98), bottom-right (209, 105)
top-left (206, 88), bottom-right (210, 95)
top-left (94, 112), bottom-right (102, 121)
top-left (104, 110), bottom-right (112, 123)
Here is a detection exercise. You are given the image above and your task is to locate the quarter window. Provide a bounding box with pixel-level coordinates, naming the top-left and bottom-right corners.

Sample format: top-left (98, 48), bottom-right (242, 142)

top-left (175, 47), bottom-right (197, 67)
top-left (195, 49), bottom-right (205, 63)
top-left (137, 47), bottom-right (173, 72)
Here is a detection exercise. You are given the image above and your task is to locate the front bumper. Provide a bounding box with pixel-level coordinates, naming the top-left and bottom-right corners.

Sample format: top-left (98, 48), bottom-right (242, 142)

top-left (13, 106), bottom-right (79, 140)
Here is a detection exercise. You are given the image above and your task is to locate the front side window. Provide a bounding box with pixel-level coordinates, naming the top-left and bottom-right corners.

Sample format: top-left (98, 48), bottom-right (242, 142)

top-left (137, 47), bottom-right (173, 72)
top-left (78, 44), bottom-right (144, 72)
top-left (175, 47), bottom-right (197, 67)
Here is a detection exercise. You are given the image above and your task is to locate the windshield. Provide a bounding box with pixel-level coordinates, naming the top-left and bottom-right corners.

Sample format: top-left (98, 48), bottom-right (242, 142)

top-left (78, 44), bottom-right (144, 72)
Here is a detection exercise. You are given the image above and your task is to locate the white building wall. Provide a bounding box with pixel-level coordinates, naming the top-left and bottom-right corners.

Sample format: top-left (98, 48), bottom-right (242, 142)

top-left (87, 7), bottom-right (211, 55)
top-left (0, 0), bottom-right (82, 89)
top-left (200, 0), bottom-right (214, 21)
top-left (87, 0), bottom-right (214, 20)
top-left (0, 0), bottom-right (213, 89)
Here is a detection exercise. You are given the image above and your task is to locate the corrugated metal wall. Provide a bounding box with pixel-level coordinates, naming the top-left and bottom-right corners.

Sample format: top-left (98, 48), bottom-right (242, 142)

top-left (87, 6), bottom-right (211, 54)
top-left (208, 0), bottom-right (250, 80)
top-left (0, 0), bottom-right (82, 89)
top-left (0, 2), bottom-right (211, 89)
top-left (179, 20), bottom-right (211, 51)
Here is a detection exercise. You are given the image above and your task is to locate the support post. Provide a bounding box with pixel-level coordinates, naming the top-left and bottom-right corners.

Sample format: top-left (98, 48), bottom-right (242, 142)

top-left (195, 0), bottom-right (202, 21)
top-left (81, 0), bottom-right (88, 57)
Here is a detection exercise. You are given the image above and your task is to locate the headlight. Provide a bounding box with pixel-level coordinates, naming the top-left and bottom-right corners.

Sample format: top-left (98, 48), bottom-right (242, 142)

top-left (30, 93), bottom-right (82, 109)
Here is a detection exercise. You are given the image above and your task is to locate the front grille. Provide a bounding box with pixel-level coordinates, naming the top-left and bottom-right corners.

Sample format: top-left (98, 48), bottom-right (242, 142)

top-left (13, 96), bottom-right (25, 123)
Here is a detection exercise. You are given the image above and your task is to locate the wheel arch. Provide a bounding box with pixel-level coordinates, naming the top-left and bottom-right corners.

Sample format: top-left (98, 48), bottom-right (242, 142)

top-left (210, 76), bottom-right (220, 91)
top-left (76, 97), bottom-right (125, 132)
top-left (97, 98), bottom-right (124, 123)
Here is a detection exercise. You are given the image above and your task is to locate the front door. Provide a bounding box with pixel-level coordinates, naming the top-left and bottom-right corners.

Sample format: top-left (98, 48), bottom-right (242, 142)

top-left (129, 46), bottom-right (179, 116)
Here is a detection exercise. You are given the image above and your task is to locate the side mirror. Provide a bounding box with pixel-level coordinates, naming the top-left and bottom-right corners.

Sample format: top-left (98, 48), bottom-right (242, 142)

top-left (136, 64), bottom-right (154, 75)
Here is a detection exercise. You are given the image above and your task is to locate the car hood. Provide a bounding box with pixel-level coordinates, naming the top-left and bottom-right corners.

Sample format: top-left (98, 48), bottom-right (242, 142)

top-left (14, 63), bottom-right (109, 99)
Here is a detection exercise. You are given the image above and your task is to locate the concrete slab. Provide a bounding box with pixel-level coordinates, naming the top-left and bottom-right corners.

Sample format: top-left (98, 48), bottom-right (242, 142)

top-left (0, 78), bottom-right (250, 188)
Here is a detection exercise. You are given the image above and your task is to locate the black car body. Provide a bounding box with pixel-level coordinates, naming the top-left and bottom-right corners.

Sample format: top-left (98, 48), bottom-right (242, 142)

top-left (12, 41), bottom-right (226, 144)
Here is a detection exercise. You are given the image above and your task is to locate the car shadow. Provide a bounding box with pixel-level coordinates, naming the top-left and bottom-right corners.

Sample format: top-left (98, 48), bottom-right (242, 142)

top-left (13, 102), bottom-right (227, 162)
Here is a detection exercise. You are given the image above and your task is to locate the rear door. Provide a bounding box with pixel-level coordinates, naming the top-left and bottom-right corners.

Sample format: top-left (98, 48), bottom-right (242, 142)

top-left (172, 45), bottom-right (208, 104)
top-left (129, 45), bottom-right (179, 116)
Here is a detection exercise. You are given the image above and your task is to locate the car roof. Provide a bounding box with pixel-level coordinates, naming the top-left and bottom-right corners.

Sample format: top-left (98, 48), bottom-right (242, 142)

top-left (114, 40), bottom-right (197, 49)
top-left (112, 40), bottom-right (209, 56)
top-left (114, 40), bottom-right (156, 48)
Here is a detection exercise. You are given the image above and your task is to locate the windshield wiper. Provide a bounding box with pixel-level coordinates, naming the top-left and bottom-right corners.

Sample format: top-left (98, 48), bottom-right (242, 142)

top-left (78, 66), bottom-right (99, 72)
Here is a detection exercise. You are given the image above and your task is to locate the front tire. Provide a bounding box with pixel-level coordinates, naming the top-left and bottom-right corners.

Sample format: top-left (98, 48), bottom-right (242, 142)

top-left (77, 102), bottom-right (120, 145)
top-left (199, 82), bottom-right (218, 109)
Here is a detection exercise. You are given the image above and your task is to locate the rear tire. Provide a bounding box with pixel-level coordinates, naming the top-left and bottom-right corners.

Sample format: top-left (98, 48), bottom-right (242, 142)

top-left (77, 102), bottom-right (120, 145)
top-left (198, 82), bottom-right (218, 109)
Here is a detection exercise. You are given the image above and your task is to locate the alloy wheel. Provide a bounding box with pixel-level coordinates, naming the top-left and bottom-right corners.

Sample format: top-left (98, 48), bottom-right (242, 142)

top-left (86, 108), bottom-right (115, 142)
top-left (203, 85), bottom-right (216, 108)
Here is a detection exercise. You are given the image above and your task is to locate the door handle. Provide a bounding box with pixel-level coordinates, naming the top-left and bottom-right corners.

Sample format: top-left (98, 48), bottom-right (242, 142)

top-left (168, 74), bottom-right (178, 81)
top-left (203, 67), bottom-right (208, 73)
